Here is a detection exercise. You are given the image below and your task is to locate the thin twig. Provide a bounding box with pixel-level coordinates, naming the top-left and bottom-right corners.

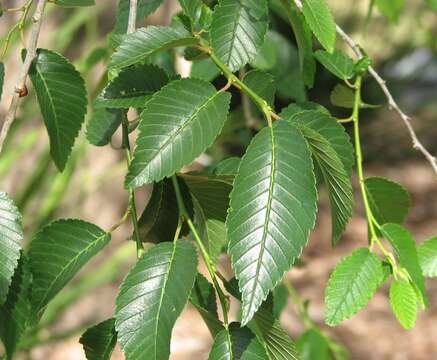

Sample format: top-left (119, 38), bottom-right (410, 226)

top-left (0, 0), bottom-right (47, 155)
top-left (292, 0), bottom-right (437, 176)
top-left (127, 0), bottom-right (137, 34)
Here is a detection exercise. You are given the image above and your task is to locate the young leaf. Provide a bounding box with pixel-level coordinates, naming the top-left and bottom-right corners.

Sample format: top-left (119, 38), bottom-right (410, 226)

top-left (125, 79), bottom-right (231, 188)
top-left (79, 318), bottom-right (117, 360)
top-left (115, 241), bottom-right (198, 360)
top-left (390, 279), bottom-right (417, 329)
top-left (325, 248), bottom-right (387, 326)
top-left (227, 120), bottom-right (317, 325)
top-left (86, 109), bottom-right (122, 147)
top-left (113, 0), bottom-right (165, 34)
top-left (314, 49), bottom-right (355, 80)
top-left (208, 322), bottom-right (268, 360)
top-left (183, 174), bottom-right (233, 263)
top-left (301, 0), bottom-right (336, 53)
top-left (0, 256), bottom-right (31, 359)
top-left (178, 0), bottom-right (205, 26)
top-left (109, 26), bottom-right (198, 70)
top-left (54, 0), bottom-right (95, 6)
top-left (365, 177), bottom-right (411, 226)
top-left (381, 223), bottom-right (428, 306)
top-left (213, 157), bottom-right (241, 176)
top-left (243, 70), bottom-right (276, 107)
top-left (297, 329), bottom-right (330, 360)
top-left (375, 0), bottom-right (405, 23)
top-left (418, 236), bottom-right (437, 278)
top-left (94, 64), bottom-right (168, 109)
top-left (0, 192), bottom-right (23, 306)
top-left (28, 49), bottom-right (87, 171)
top-left (190, 273), bottom-right (223, 336)
top-left (28, 219), bottom-right (111, 316)
top-left (330, 84), bottom-right (379, 109)
top-left (282, 2), bottom-right (316, 87)
top-left (210, 0), bottom-right (269, 72)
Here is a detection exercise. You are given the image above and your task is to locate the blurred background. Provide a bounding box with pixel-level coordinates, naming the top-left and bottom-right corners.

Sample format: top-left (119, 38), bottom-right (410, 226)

top-left (0, 0), bottom-right (436, 359)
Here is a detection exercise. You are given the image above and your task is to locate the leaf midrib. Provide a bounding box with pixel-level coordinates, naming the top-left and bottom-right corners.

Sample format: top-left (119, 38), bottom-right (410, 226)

top-left (246, 126), bottom-right (276, 322)
top-left (153, 241), bottom-right (178, 359)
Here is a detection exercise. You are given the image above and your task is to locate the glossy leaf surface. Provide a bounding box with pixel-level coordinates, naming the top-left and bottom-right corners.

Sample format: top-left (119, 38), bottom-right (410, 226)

top-left (126, 79), bottom-right (231, 188)
top-left (115, 241), bottom-right (198, 360)
top-left (28, 49), bottom-right (87, 171)
top-left (227, 120), bottom-right (317, 325)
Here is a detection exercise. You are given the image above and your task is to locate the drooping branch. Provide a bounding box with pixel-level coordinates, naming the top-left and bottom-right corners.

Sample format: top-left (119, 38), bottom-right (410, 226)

top-left (0, 0), bottom-right (48, 155)
top-left (292, 0), bottom-right (437, 176)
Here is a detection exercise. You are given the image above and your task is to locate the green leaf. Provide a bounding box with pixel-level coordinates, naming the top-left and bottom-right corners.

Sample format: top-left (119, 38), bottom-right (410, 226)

top-left (297, 329), bottom-right (330, 360)
top-left (28, 219), bottom-right (111, 317)
top-left (86, 109), bottom-right (121, 147)
top-left (115, 241), bottom-right (198, 360)
top-left (213, 157), bottom-right (241, 176)
top-left (0, 62), bottom-right (4, 101)
top-left (208, 322), bottom-right (268, 360)
top-left (137, 178), bottom-right (192, 243)
top-left (299, 126), bottom-right (353, 245)
top-left (0, 192), bottom-right (23, 306)
top-left (281, 108), bottom-right (354, 245)
top-left (113, 0), bottom-right (165, 34)
top-left (178, 0), bottom-right (211, 30)
top-left (191, 58), bottom-right (221, 82)
top-left (54, 0), bottom-right (95, 6)
top-left (0, 256), bottom-right (31, 359)
top-left (418, 236), bottom-right (437, 278)
top-left (325, 248), bottom-right (387, 326)
top-left (365, 177), bottom-right (411, 226)
top-left (223, 278), bottom-right (299, 360)
top-left (280, 108), bottom-right (354, 177)
top-left (190, 273), bottom-right (223, 336)
top-left (125, 78), bottom-right (231, 188)
top-left (426, 0), bottom-right (437, 10)
top-left (381, 223), bottom-right (428, 306)
top-left (95, 64), bottom-right (169, 109)
top-left (227, 120), bottom-right (317, 325)
top-left (282, 2), bottom-right (316, 87)
top-left (250, 35), bottom-right (278, 71)
top-left (390, 279), bottom-right (417, 329)
top-left (271, 283), bottom-right (288, 319)
top-left (28, 49), bottom-right (87, 171)
top-left (265, 31), bottom-right (306, 101)
top-left (301, 0), bottom-right (336, 53)
top-left (110, 26), bottom-right (198, 70)
top-left (79, 318), bottom-right (117, 360)
top-left (375, 0), bottom-right (405, 23)
top-left (314, 49), bottom-right (354, 80)
top-left (183, 174), bottom-right (233, 263)
top-left (250, 308), bottom-right (299, 360)
top-left (242, 70), bottom-right (276, 107)
top-left (210, 0), bottom-right (269, 72)
top-left (330, 84), bottom-right (379, 109)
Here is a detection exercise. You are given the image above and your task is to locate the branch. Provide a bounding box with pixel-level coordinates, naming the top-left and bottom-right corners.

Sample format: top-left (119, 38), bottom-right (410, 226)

top-left (0, 0), bottom-right (48, 155)
top-left (127, 0), bottom-right (137, 34)
top-left (292, 0), bottom-right (437, 176)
